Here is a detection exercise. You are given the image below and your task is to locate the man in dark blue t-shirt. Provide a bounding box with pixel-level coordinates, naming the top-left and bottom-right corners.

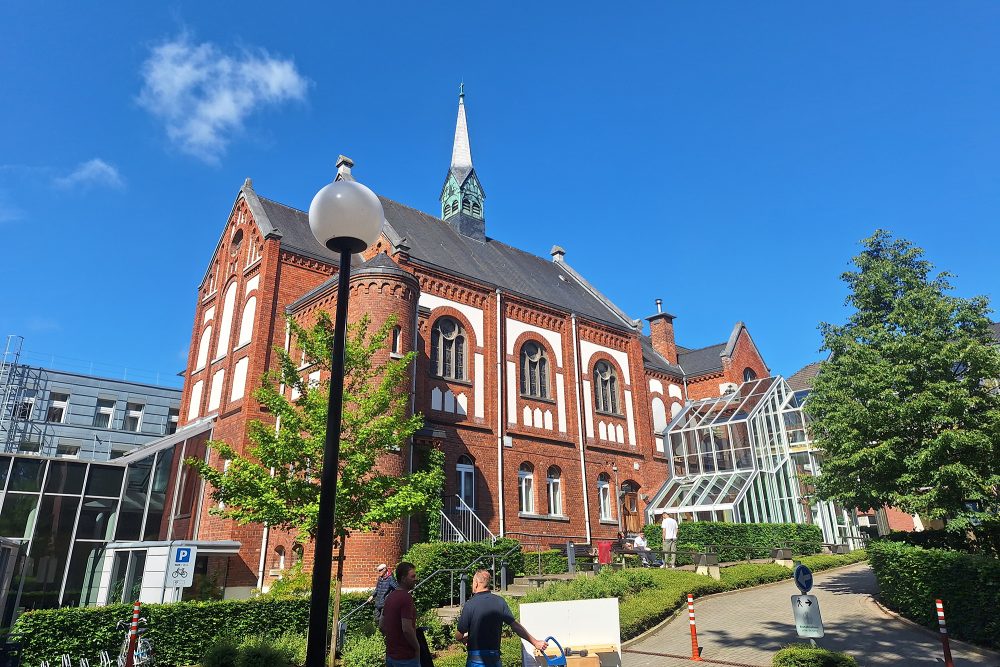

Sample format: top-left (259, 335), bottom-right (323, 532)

top-left (455, 570), bottom-right (547, 666)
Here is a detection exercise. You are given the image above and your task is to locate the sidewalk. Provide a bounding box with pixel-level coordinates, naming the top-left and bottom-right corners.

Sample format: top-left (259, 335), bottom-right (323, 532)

top-left (622, 563), bottom-right (1000, 667)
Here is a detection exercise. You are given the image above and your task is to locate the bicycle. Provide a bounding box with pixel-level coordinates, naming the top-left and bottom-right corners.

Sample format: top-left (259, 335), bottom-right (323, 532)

top-left (114, 616), bottom-right (154, 667)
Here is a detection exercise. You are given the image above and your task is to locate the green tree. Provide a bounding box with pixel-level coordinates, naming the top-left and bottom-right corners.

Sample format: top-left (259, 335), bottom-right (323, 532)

top-left (189, 312), bottom-right (445, 543)
top-left (808, 230), bottom-right (1000, 523)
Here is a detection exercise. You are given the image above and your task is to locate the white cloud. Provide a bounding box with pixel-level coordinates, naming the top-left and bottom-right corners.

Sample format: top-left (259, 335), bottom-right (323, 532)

top-left (138, 34), bottom-right (309, 163)
top-left (54, 159), bottom-right (124, 190)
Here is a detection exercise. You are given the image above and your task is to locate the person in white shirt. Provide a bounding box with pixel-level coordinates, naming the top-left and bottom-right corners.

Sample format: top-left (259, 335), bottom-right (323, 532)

top-left (632, 532), bottom-right (654, 566)
top-left (661, 512), bottom-right (679, 568)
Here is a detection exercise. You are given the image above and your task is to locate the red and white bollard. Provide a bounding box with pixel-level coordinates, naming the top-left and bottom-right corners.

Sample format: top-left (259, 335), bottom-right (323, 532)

top-left (124, 601), bottom-right (141, 667)
top-left (935, 599), bottom-right (955, 667)
top-left (687, 593), bottom-right (702, 661)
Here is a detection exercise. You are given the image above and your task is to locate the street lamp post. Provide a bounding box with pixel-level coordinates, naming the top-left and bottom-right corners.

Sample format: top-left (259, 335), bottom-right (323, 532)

top-left (305, 178), bottom-right (384, 667)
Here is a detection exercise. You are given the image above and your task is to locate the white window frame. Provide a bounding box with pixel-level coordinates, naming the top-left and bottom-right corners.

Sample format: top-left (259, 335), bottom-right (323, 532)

top-left (47, 392), bottom-right (69, 423)
top-left (457, 456), bottom-right (475, 510)
top-left (94, 399), bottom-right (115, 429)
top-left (123, 402), bottom-right (144, 433)
top-left (518, 463), bottom-right (535, 514)
top-left (15, 390), bottom-right (36, 420)
top-left (547, 466), bottom-right (562, 515)
top-left (598, 474), bottom-right (612, 520)
top-left (165, 408), bottom-right (180, 435)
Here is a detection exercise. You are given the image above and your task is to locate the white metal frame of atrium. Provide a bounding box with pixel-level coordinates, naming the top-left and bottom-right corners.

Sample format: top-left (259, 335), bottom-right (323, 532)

top-left (647, 377), bottom-right (863, 547)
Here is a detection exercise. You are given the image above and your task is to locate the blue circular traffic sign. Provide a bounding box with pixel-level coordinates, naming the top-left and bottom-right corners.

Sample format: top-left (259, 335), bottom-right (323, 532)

top-left (793, 563), bottom-right (813, 594)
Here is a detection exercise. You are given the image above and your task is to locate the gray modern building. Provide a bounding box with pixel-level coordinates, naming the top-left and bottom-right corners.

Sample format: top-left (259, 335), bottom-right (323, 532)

top-left (1, 336), bottom-right (183, 461)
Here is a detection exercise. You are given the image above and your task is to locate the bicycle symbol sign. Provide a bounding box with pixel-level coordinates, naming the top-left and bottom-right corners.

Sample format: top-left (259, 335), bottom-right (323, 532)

top-left (166, 545), bottom-right (197, 588)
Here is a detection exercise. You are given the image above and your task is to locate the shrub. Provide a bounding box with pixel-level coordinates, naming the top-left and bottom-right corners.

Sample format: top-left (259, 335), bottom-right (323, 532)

top-left (869, 541), bottom-right (1000, 647)
top-left (270, 632), bottom-right (307, 666)
top-left (520, 549), bottom-right (568, 575)
top-left (643, 522), bottom-right (823, 563)
top-left (797, 551), bottom-right (867, 572)
top-left (340, 633), bottom-right (385, 667)
top-left (8, 593), bottom-right (374, 666)
top-left (202, 639), bottom-right (240, 667)
top-left (236, 637), bottom-right (289, 667)
top-left (881, 522), bottom-right (1000, 558)
top-left (417, 610), bottom-right (453, 651)
top-left (402, 538), bottom-right (523, 611)
top-left (720, 563), bottom-right (792, 589)
top-left (772, 644), bottom-right (858, 666)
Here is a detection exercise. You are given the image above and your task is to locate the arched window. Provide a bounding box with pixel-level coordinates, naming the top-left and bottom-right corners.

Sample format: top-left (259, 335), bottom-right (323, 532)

top-left (593, 361), bottom-right (620, 414)
top-left (431, 317), bottom-right (466, 380)
top-left (462, 199), bottom-right (472, 213)
top-left (546, 466), bottom-right (562, 515)
top-left (743, 367), bottom-right (758, 382)
top-left (519, 341), bottom-right (549, 399)
top-left (215, 282), bottom-right (238, 359)
top-left (391, 326), bottom-right (402, 355)
top-left (518, 462), bottom-right (535, 514)
top-left (457, 454), bottom-right (475, 509)
top-left (196, 326), bottom-right (212, 371)
top-left (471, 201), bottom-right (481, 216)
top-left (275, 545), bottom-right (285, 570)
top-left (597, 473), bottom-right (612, 520)
top-left (231, 229), bottom-right (244, 258)
top-left (236, 296), bottom-right (256, 348)
top-left (291, 543), bottom-right (304, 565)
top-left (451, 201), bottom-right (459, 215)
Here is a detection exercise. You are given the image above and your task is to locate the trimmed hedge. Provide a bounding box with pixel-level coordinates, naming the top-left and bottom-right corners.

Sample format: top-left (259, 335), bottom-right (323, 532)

top-left (402, 538), bottom-right (523, 611)
top-left (773, 644), bottom-right (858, 667)
top-left (882, 524), bottom-right (1000, 558)
top-left (868, 541), bottom-right (1000, 647)
top-left (9, 592), bottom-right (371, 667)
top-left (519, 549), bottom-right (568, 576)
top-left (643, 521), bottom-right (823, 563)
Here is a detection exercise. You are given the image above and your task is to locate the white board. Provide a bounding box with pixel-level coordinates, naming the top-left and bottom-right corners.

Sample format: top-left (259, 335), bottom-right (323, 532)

top-left (518, 597), bottom-right (621, 666)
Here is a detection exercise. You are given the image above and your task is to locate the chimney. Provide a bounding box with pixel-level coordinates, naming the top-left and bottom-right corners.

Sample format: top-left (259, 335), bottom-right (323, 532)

top-left (335, 155), bottom-right (355, 182)
top-left (646, 301), bottom-right (678, 365)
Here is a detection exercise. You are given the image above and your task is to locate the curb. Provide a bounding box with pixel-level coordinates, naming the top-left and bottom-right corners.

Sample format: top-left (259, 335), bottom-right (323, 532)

top-left (868, 597), bottom-right (1000, 664)
top-left (622, 561), bottom-right (869, 648)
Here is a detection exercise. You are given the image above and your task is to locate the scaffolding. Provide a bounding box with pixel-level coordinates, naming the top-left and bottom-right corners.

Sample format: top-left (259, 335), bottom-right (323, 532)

top-left (0, 335), bottom-right (45, 455)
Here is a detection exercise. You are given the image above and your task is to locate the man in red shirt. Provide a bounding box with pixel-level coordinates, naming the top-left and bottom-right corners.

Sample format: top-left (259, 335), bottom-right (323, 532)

top-left (379, 561), bottom-right (420, 667)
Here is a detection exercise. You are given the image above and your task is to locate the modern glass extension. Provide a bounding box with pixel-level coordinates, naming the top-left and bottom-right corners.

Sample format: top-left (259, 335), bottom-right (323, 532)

top-left (648, 377), bottom-right (863, 547)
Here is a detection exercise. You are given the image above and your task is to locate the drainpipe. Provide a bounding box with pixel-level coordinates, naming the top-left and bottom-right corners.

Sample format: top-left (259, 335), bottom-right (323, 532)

top-left (407, 297), bottom-right (420, 549)
top-left (571, 315), bottom-right (593, 543)
top-left (257, 322), bottom-right (292, 590)
top-left (495, 288), bottom-right (505, 537)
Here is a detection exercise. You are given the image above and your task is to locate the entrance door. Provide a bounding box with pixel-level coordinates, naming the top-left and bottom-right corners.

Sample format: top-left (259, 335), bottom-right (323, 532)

top-left (622, 487), bottom-right (642, 534)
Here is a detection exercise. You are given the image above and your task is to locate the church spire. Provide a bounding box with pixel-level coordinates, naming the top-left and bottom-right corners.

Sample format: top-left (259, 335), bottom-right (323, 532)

top-left (441, 84), bottom-right (486, 240)
top-left (450, 83), bottom-right (473, 182)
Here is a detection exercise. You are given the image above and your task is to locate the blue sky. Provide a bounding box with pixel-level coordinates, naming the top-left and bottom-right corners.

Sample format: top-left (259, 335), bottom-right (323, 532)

top-left (3, 2), bottom-right (999, 388)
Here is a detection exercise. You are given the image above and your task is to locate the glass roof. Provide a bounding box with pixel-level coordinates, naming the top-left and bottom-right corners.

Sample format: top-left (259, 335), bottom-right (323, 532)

top-left (656, 472), bottom-right (754, 512)
top-left (667, 377), bottom-right (778, 432)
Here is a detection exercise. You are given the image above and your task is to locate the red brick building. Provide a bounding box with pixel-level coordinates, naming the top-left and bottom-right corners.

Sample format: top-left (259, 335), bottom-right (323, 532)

top-left (175, 92), bottom-right (769, 592)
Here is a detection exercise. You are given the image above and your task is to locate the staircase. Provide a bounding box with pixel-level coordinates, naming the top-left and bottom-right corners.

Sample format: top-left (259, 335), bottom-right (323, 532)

top-left (439, 494), bottom-right (496, 544)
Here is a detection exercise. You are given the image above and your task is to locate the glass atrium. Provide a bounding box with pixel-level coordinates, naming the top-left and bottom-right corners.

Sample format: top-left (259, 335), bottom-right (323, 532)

top-left (648, 377), bottom-right (862, 547)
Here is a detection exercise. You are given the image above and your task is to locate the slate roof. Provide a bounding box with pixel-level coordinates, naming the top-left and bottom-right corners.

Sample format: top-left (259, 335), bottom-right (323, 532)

top-left (676, 343), bottom-right (726, 376)
top-left (639, 335), bottom-right (684, 377)
top-left (251, 187), bottom-right (633, 329)
top-left (990, 321), bottom-right (1000, 343)
top-left (787, 361), bottom-right (823, 392)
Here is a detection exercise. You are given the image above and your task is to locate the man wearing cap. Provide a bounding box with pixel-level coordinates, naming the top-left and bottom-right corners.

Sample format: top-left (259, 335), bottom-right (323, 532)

top-left (368, 562), bottom-right (399, 621)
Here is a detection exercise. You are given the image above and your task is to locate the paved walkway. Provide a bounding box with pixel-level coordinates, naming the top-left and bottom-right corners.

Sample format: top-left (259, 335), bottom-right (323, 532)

top-left (623, 563), bottom-right (1000, 667)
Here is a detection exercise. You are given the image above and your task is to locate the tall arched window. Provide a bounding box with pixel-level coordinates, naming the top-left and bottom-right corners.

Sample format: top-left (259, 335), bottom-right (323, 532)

top-left (546, 466), bottom-right (562, 515)
top-left (236, 296), bottom-right (256, 348)
top-left (597, 473), bottom-right (612, 520)
top-left (391, 326), bottom-right (402, 355)
top-left (519, 341), bottom-right (549, 398)
top-left (215, 283), bottom-right (238, 359)
top-left (457, 454), bottom-right (475, 509)
top-left (291, 543), bottom-right (304, 565)
top-left (274, 545), bottom-right (285, 570)
top-left (431, 317), bottom-right (466, 380)
top-left (593, 361), bottom-right (620, 414)
top-left (743, 367), bottom-right (758, 382)
top-left (518, 462), bottom-right (535, 514)
top-left (196, 326), bottom-right (212, 371)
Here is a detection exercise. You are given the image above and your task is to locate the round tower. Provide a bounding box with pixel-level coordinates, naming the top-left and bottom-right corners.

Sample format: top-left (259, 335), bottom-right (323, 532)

top-left (342, 252), bottom-right (421, 586)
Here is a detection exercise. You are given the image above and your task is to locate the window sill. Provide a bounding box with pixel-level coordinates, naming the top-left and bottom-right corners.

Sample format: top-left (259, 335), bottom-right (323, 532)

top-left (233, 341), bottom-right (251, 354)
top-left (595, 411), bottom-right (626, 419)
top-left (519, 394), bottom-right (556, 405)
top-left (599, 519), bottom-right (619, 526)
top-left (244, 258), bottom-right (262, 274)
top-left (211, 355), bottom-right (226, 364)
top-left (431, 376), bottom-right (473, 388)
top-left (390, 352), bottom-right (404, 359)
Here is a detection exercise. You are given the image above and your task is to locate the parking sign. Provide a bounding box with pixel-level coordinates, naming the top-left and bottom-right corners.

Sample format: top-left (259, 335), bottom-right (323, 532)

top-left (166, 545), bottom-right (197, 588)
